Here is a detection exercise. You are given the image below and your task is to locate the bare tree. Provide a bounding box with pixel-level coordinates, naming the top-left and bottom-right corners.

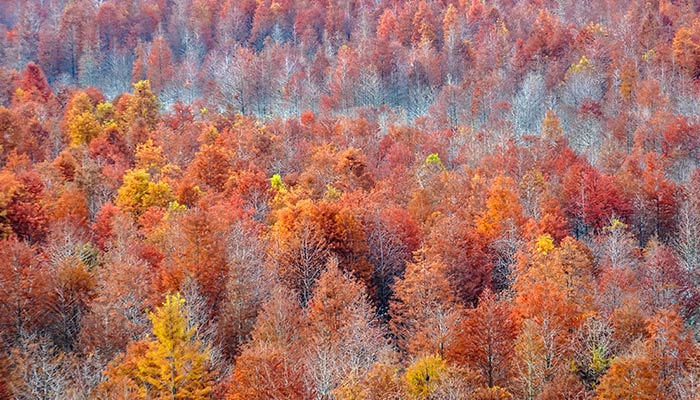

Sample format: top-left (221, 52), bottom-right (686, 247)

top-left (676, 181), bottom-right (700, 285)
top-left (512, 73), bottom-right (546, 140)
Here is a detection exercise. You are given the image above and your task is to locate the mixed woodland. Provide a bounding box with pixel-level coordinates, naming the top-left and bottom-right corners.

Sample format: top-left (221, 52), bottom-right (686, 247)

top-left (1, 0), bottom-right (700, 398)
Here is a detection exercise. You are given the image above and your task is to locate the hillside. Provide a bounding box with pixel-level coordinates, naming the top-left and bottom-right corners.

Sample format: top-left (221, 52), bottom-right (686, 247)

top-left (1, 1), bottom-right (700, 399)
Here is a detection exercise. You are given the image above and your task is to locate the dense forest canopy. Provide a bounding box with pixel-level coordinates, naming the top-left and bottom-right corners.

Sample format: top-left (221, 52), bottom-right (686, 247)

top-left (1, 0), bottom-right (700, 399)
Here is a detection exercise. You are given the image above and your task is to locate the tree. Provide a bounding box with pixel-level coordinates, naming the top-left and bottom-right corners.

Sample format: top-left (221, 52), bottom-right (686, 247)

top-left (226, 285), bottom-right (307, 400)
top-left (390, 255), bottom-right (462, 358)
top-left (645, 309), bottom-right (693, 397)
top-left (512, 237), bottom-right (585, 399)
top-left (425, 214), bottom-right (492, 303)
top-left (676, 172), bottom-right (700, 289)
top-left (58, 0), bottom-right (96, 79)
top-left (132, 41), bottom-right (147, 83)
top-left (451, 288), bottom-right (517, 389)
top-left (376, 9), bottom-right (400, 79)
top-left (476, 175), bottom-right (526, 291)
top-left (47, 256), bottom-right (96, 351)
top-left (673, 20), bottom-right (700, 79)
top-left (364, 205), bottom-right (420, 315)
top-left (596, 347), bottom-right (661, 400)
top-left (324, 45), bottom-right (361, 111)
top-left (1, 167), bottom-right (49, 243)
top-left (65, 91), bottom-right (102, 147)
top-left (115, 169), bottom-right (173, 217)
top-left (272, 199), bottom-right (375, 305)
top-left (119, 80), bottom-right (159, 149)
top-left (302, 258), bottom-right (391, 398)
top-left (79, 252), bottom-right (153, 358)
top-left (17, 63), bottom-right (52, 102)
top-left (147, 36), bottom-right (174, 94)
top-left (7, 335), bottom-right (70, 399)
top-left (404, 354), bottom-right (447, 400)
top-left (516, 9), bottom-right (572, 73)
top-left (227, 342), bottom-right (306, 400)
top-left (273, 199), bottom-right (330, 305)
top-left (217, 221), bottom-right (273, 359)
top-left (639, 242), bottom-right (688, 312)
top-left (412, 1), bottom-right (437, 47)
top-left (624, 152), bottom-right (679, 244)
top-left (541, 110), bottom-right (563, 141)
top-left (477, 176), bottom-right (525, 237)
top-left (154, 202), bottom-right (234, 309)
top-left (561, 163), bottom-right (631, 235)
top-left (187, 143), bottom-right (232, 193)
top-left (100, 293), bottom-right (213, 399)
top-left (0, 239), bottom-right (50, 344)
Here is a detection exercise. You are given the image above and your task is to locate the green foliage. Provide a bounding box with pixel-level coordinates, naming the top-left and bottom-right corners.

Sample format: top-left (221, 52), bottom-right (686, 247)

top-left (95, 101), bottom-right (115, 123)
top-left (324, 184), bottom-right (341, 201)
top-left (590, 345), bottom-right (611, 375)
top-left (425, 153), bottom-right (444, 170)
top-left (270, 173), bottom-right (286, 192)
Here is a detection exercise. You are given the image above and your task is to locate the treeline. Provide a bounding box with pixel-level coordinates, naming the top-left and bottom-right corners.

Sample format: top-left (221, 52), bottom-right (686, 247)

top-left (2, 0), bottom-right (700, 129)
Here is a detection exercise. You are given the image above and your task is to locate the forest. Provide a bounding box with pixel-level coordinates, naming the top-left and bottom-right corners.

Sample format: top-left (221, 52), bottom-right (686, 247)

top-left (1, 0), bottom-right (700, 398)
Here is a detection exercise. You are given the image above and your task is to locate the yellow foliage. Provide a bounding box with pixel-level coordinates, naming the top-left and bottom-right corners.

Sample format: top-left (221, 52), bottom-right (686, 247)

top-left (122, 80), bottom-right (159, 133)
top-left (68, 111), bottom-right (101, 146)
top-left (566, 55), bottom-right (594, 78)
top-left (619, 63), bottom-right (637, 101)
top-left (102, 293), bottom-right (213, 399)
top-left (476, 176), bottom-right (524, 238)
top-left (541, 110), bottom-right (563, 140)
top-left (66, 92), bottom-right (101, 147)
top-left (135, 139), bottom-right (166, 175)
top-left (404, 354), bottom-right (447, 400)
top-left (585, 21), bottom-right (606, 35)
top-left (495, 19), bottom-right (509, 36)
top-left (96, 101), bottom-right (115, 123)
top-left (116, 169), bottom-right (173, 216)
top-left (536, 234), bottom-right (555, 255)
top-left (324, 184), bottom-right (342, 201)
top-left (425, 153), bottom-right (445, 171)
top-left (604, 218), bottom-right (628, 232)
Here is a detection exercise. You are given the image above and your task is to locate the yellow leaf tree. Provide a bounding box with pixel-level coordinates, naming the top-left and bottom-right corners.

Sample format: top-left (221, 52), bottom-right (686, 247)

top-left (404, 354), bottom-right (447, 400)
top-left (100, 293), bottom-right (213, 399)
top-left (65, 91), bottom-right (102, 147)
top-left (116, 168), bottom-right (173, 216)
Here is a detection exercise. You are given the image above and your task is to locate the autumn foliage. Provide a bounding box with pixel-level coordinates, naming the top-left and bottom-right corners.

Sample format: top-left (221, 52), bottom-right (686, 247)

top-left (0, 0), bottom-right (699, 399)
